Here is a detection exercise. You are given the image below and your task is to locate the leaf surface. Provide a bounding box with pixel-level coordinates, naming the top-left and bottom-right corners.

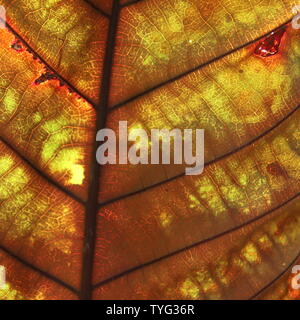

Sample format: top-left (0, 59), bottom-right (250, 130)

top-left (0, 0), bottom-right (299, 300)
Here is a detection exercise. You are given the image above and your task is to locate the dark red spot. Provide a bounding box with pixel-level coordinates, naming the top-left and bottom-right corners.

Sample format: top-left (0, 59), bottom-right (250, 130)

top-left (254, 27), bottom-right (286, 57)
top-left (59, 80), bottom-right (65, 87)
top-left (34, 70), bottom-right (57, 85)
top-left (267, 162), bottom-right (286, 177)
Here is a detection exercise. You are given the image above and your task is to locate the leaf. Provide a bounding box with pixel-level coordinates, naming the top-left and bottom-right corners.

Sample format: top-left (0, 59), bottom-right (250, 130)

top-left (0, 0), bottom-right (299, 300)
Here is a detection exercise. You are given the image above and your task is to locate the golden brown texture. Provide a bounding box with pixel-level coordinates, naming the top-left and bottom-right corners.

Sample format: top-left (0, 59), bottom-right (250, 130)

top-left (100, 25), bottom-right (300, 201)
top-left (110, 0), bottom-right (298, 106)
top-left (0, 0), bottom-right (299, 300)
top-left (94, 196), bottom-right (300, 299)
top-left (94, 108), bottom-right (300, 283)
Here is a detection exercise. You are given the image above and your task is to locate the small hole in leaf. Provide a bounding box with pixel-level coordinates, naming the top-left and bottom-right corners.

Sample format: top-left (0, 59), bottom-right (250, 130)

top-left (11, 39), bottom-right (25, 52)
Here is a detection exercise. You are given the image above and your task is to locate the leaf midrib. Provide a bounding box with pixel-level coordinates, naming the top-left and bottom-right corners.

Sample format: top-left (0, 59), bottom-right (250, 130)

top-left (80, 0), bottom-right (121, 300)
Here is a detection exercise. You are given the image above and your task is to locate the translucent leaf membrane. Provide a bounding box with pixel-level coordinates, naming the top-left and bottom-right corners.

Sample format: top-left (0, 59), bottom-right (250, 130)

top-left (0, 0), bottom-right (108, 103)
top-left (88, 0), bottom-right (113, 14)
top-left (93, 197), bottom-right (300, 299)
top-left (94, 108), bottom-right (300, 283)
top-left (0, 0), bottom-right (299, 301)
top-left (0, 141), bottom-right (84, 289)
top-left (109, 0), bottom-right (298, 106)
top-left (0, 28), bottom-right (95, 200)
top-left (256, 257), bottom-right (300, 300)
top-left (0, 250), bottom-right (77, 300)
top-left (100, 25), bottom-right (300, 202)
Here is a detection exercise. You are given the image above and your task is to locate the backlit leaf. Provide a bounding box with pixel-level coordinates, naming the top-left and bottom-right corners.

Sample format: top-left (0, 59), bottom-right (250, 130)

top-left (0, 0), bottom-right (299, 300)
